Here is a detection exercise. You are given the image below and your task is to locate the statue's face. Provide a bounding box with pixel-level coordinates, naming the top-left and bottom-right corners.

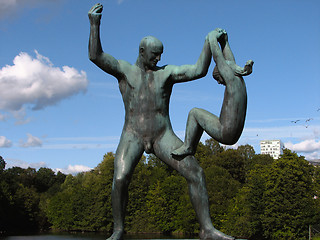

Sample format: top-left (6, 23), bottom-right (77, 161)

top-left (143, 42), bottom-right (163, 70)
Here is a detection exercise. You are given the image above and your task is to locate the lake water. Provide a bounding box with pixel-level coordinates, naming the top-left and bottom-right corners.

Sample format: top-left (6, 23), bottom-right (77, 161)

top-left (0, 232), bottom-right (196, 240)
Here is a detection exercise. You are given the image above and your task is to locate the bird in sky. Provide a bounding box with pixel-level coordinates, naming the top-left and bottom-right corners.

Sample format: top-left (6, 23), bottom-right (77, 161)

top-left (291, 120), bottom-right (300, 123)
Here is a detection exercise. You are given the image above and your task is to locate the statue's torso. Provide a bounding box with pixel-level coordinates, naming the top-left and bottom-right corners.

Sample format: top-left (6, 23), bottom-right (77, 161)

top-left (119, 65), bottom-right (173, 142)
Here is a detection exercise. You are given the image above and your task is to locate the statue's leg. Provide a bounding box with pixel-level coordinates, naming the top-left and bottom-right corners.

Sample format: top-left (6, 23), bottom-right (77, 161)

top-left (154, 130), bottom-right (235, 240)
top-left (172, 108), bottom-right (220, 158)
top-left (107, 131), bottom-right (144, 240)
top-left (218, 76), bottom-right (247, 145)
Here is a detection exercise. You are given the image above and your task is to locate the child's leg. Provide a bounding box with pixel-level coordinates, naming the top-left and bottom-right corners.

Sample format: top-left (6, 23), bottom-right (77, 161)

top-left (172, 76), bottom-right (247, 158)
top-left (172, 108), bottom-right (221, 158)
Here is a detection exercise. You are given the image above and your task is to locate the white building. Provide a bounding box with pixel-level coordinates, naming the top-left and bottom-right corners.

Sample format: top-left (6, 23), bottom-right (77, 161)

top-left (260, 140), bottom-right (284, 159)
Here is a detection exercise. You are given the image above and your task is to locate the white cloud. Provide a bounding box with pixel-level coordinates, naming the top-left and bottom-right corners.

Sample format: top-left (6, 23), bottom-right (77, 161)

top-left (5, 158), bottom-right (47, 170)
top-left (4, 158), bottom-right (91, 175)
top-left (19, 133), bottom-right (42, 148)
top-left (304, 152), bottom-right (319, 161)
top-left (285, 139), bottom-right (320, 153)
top-left (0, 0), bottom-right (16, 16)
top-left (0, 50), bottom-right (88, 112)
top-left (0, 136), bottom-right (13, 148)
top-left (11, 108), bottom-right (32, 125)
top-left (55, 164), bottom-right (92, 175)
top-left (0, 0), bottom-right (60, 19)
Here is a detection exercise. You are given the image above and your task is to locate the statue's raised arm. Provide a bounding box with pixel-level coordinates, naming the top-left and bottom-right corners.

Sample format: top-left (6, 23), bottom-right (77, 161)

top-left (167, 33), bottom-right (212, 83)
top-left (208, 28), bottom-right (252, 83)
top-left (88, 3), bottom-right (123, 80)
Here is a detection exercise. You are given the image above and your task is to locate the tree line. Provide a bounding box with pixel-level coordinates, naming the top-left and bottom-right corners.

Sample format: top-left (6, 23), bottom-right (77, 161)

top-left (0, 139), bottom-right (319, 239)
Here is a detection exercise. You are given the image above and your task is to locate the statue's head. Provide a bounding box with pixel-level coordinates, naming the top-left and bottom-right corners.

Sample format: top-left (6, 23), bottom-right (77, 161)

top-left (138, 36), bottom-right (163, 70)
top-left (213, 60), bottom-right (254, 85)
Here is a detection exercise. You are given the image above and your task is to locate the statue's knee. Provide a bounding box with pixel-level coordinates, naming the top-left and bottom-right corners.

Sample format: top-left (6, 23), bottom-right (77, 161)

top-left (113, 175), bottom-right (129, 188)
top-left (222, 131), bottom-right (240, 145)
top-left (189, 107), bottom-right (199, 117)
top-left (197, 167), bottom-right (205, 179)
top-left (188, 166), bottom-right (205, 184)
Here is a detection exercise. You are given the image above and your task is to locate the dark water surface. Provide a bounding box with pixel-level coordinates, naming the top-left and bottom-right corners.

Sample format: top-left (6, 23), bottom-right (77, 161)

top-left (1, 232), bottom-right (196, 240)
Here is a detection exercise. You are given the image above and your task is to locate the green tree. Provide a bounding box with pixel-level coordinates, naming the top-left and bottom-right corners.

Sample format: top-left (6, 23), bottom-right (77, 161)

top-left (204, 165), bottom-right (241, 231)
top-left (46, 152), bottom-right (115, 232)
top-left (146, 175), bottom-right (186, 234)
top-left (314, 166), bottom-right (320, 202)
top-left (237, 144), bottom-right (255, 161)
top-left (0, 163), bottom-right (67, 233)
top-left (262, 149), bottom-right (318, 239)
top-left (174, 186), bottom-right (199, 235)
top-left (127, 156), bottom-right (154, 232)
top-left (0, 166), bottom-right (47, 233)
top-left (195, 139), bottom-right (224, 168)
top-left (213, 149), bottom-right (246, 183)
top-left (0, 169), bottom-right (11, 232)
top-left (205, 138), bottom-right (224, 155)
top-left (91, 152), bottom-right (115, 232)
top-left (13, 185), bottom-right (40, 231)
top-left (0, 156), bottom-right (8, 231)
top-left (224, 162), bottom-right (271, 239)
top-left (237, 144), bottom-right (256, 173)
top-left (35, 167), bottom-right (55, 193)
top-left (0, 156), bottom-right (5, 172)
top-left (46, 179), bottom-right (75, 231)
top-left (251, 154), bottom-right (274, 168)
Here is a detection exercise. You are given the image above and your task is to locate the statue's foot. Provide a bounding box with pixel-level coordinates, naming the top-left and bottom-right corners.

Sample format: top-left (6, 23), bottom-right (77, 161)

top-left (200, 228), bottom-right (236, 240)
top-left (106, 230), bottom-right (124, 240)
top-left (171, 145), bottom-right (194, 159)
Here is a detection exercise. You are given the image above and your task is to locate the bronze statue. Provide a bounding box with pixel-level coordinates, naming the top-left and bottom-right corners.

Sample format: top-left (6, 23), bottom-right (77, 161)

top-left (88, 3), bottom-right (252, 240)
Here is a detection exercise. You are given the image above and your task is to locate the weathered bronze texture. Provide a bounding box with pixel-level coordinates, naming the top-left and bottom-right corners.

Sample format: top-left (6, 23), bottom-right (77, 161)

top-left (88, 3), bottom-right (252, 240)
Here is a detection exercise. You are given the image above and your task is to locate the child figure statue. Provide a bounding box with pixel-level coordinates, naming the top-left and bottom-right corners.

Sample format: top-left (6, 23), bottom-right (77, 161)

top-left (172, 28), bottom-right (253, 158)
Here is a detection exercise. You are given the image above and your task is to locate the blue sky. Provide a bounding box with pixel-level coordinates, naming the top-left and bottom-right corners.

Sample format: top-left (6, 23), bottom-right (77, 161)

top-left (0, 0), bottom-right (319, 174)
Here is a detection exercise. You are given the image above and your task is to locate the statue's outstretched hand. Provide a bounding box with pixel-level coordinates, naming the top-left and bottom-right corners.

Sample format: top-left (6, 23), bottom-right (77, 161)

top-left (88, 3), bottom-right (103, 24)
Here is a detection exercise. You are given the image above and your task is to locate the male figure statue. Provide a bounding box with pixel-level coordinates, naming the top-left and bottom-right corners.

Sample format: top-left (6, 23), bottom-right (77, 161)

top-left (88, 3), bottom-right (243, 240)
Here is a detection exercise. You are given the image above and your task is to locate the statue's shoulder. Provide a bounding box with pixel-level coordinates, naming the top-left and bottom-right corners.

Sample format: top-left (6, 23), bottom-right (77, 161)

top-left (161, 64), bottom-right (172, 70)
top-left (162, 64), bottom-right (181, 72)
top-left (155, 65), bottom-right (175, 84)
top-left (157, 64), bottom-right (173, 73)
top-left (118, 59), bottom-right (132, 67)
top-left (118, 60), bottom-right (135, 72)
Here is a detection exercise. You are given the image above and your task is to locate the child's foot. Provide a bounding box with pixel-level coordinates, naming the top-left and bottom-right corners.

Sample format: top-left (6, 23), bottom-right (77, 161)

top-left (171, 145), bottom-right (194, 159)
